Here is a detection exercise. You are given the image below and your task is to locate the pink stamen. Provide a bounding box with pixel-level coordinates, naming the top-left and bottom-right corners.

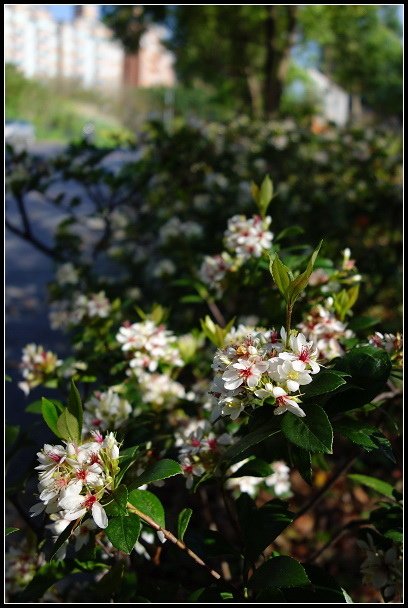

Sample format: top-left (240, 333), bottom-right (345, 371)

top-left (49, 452), bottom-right (63, 463)
top-left (83, 494), bottom-right (97, 509)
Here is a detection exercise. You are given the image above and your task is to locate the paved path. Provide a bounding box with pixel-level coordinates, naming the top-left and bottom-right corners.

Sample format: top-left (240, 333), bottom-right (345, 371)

top-left (6, 144), bottom-right (143, 429)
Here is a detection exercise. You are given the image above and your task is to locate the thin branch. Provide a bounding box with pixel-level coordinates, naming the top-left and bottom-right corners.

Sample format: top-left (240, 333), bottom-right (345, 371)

top-left (293, 452), bottom-right (358, 523)
top-left (15, 193), bottom-right (32, 236)
top-left (5, 218), bottom-right (64, 261)
top-left (307, 519), bottom-right (371, 564)
top-left (206, 300), bottom-right (226, 327)
top-left (127, 502), bottom-right (222, 581)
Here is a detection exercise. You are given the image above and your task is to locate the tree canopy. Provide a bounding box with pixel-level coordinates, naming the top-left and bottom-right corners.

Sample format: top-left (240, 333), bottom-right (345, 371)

top-left (102, 5), bottom-right (402, 120)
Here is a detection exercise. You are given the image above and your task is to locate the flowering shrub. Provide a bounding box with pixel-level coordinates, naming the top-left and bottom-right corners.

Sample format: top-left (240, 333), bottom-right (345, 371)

top-left (6, 127), bottom-right (402, 603)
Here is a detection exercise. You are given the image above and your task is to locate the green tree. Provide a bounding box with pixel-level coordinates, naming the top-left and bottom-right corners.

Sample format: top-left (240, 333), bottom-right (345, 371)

top-left (103, 5), bottom-right (402, 120)
top-left (298, 5), bottom-right (402, 118)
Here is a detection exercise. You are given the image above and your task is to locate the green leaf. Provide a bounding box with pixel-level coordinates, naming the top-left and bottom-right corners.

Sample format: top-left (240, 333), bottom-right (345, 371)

top-left (258, 175), bottom-right (273, 217)
top-left (348, 474), bottom-right (394, 498)
top-left (239, 499), bottom-right (294, 561)
top-left (42, 398), bottom-right (64, 439)
top-left (128, 489), bottom-right (165, 529)
top-left (5, 424), bottom-right (20, 452)
top-left (104, 485), bottom-right (128, 517)
top-left (275, 226), bottom-right (305, 242)
top-left (229, 458), bottom-right (272, 478)
top-left (283, 564), bottom-right (350, 603)
top-left (67, 379), bottom-right (83, 436)
top-left (177, 508), bottom-right (193, 541)
top-left (270, 254), bottom-right (292, 301)
top-left (105, 514), bottom-right (141, 553)
top-left (116, 445), bottom-right (140, 485)
top-left (49, 520), bottom-right (76, 561)
top-left (56, 408), bottom-right (81, 443)
top-left (128, 459), bottom-right (182, 490)
top-left (287, 240), bottom-right (322, 304)
top-left (5, 527), bottom-right (19, 535)
top-left (348, 316), bottom-right (379, 332)
top-left (289, 445), bottom-right (312, 485)
top-left (219, 425), bottom-right (280, 466)
top-left (333, 346), bottom-right (392, 388)
top-left (249, 556), bottom-right (310, 591)
top-left (334, 419), bottom-right (389, 454)
top-left (281, 406), bottom-right (333, 454)
top-left (25, 400), bottom-right (43, 414)
top-left (301, 370), bottom-right (348, 398)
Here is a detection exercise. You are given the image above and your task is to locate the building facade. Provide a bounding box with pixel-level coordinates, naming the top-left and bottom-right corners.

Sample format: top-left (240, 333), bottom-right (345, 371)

top-left (5, 5), bottom-right (175, 90)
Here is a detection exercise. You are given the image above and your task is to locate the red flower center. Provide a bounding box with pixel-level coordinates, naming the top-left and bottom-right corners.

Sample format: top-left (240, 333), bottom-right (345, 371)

top-left (83, 494), bottom-right (97, 509)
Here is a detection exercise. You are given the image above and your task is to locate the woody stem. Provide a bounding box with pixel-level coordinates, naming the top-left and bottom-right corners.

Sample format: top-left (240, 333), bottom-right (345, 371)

top-left (285, 303), bottom-right (293, 348)
top-left (127, 502), bottom-right (222, 581)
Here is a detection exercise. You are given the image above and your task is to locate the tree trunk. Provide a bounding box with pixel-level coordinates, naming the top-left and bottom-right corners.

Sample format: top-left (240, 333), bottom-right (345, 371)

top-left (264, 6), bottom-right (298, 119)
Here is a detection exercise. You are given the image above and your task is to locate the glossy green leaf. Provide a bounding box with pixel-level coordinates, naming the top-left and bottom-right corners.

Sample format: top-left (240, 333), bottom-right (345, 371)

top-left (128, 459), bottom-right (182, 490)
top-left (348, 474), bottom-right (394, 498)
top-left (56, 408), bottom-right (80, 443)
top-left (105, 514), bottom-right (141, 553)
top-left (104, 485), bottom-right (128, 517)
top-left (240, 499), bottom-right (294, 561)
top-left (287, 240), bottom-right (322, 303)
top-left (220, 425), bottom-right (280, 466)
top-left (42, 398), bottom-right (64, 439)
top-left (301, 370), bottom-right (348, 398)
top-left (281, 406), bottom-right (333, 454)
top-left (270, 254), bottom-right (292, 301)
top-left (229, 457), bottom-right (273, 478)
top-left (177, 508), bottom-right (193, 541)
top-left (5, 527), bottom-right (19, 536)
top-left (249, 556), bottom-right (310, 590)
top-left (128, 489), bottom-right (165, 529)
top-left (67, 379), bottom-right (83, 436)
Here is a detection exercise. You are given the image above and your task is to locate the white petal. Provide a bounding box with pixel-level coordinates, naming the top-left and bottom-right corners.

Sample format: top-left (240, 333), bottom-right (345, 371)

top-left (64, 508), bottom-right (87, 521)
top-left (292, 360), bottom-right (306, 372)
top-left (286, 379), bottom-right (300, 393)
top-left (59, 494), bottom-right (83, 510)
top-left (92, 502), bottom-right (108, 529)
top-left (272, 386), bottom-right (286, 398)
top-left (224, 378), bottom-right (243, 390)
top-left (246, 375), bottom-right (259, 388)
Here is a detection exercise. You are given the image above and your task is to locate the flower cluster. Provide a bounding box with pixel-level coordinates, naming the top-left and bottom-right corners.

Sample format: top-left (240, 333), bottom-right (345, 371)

top-left (298, 305), bottom-right (354, 362)
top-left (74, 291), bottom-right (111, 321)
top-left (55, 262), bottom-right (79, 286)
top-left (199, 253), bottom-right (235, 296)
top-left (175, 420), bottom-right (233, 488)
top-left (18, 343), bottom-right (62, 395)
top-left (199, 214), bottom-right (273, 295)
top-left (226, 460), bottom-right (291, 498)
top-left (138, 371), bottom-right (186, 410)
top-left (159, 217), bottom-right (203, 244)
top-left (369, 332), bottom-right (403, 367)
top-left (224, 214), bottom-right (273, 261)
top-left (211, 327), bottom-right (320, 420)
top-left (116, 319), bottom-right (183, 378)
top-left (49, 291), bottom-right (111, 330)
top-left (30, 433), bottom-right (121, 531)
top-left (83, 389), bottom-right (133, 435)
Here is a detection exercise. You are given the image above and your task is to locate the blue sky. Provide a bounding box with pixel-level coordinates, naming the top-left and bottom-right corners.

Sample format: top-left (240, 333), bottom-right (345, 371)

top-left (48, 5), bottom-right (101, 21)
